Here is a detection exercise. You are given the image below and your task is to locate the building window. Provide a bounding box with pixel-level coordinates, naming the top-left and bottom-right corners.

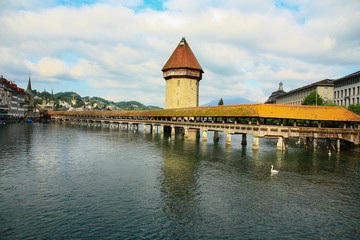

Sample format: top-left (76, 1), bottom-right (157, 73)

top-left (345, 89), bottom-right (347, 96)
top-left (353, 87), bottom-right (356, 96)
top-left (358, 86), bottom-right (360, 95)
top-left (341, 90), bottom-right (343, 97)
top-left (324, 87), bottom-right (328, 95)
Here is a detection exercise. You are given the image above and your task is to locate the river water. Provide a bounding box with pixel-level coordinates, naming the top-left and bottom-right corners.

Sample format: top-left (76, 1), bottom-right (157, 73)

top-left (1, 123), bottom-right (360, 239)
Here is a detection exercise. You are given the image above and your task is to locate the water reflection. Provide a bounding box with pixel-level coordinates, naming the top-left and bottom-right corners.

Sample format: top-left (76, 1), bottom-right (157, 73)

top-left (1, 123), bottom-right (359, 239)
top-left (159, 135), bottom-right (201, 238)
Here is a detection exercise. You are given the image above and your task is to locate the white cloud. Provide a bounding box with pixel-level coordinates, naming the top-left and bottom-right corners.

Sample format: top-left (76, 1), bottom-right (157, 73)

top-left (0, 0), bottom-right (359, 107)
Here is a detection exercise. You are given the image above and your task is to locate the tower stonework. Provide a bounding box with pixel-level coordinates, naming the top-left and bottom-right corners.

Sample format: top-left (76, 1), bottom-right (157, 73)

top-left (162, 38), bottom-right (203, 109)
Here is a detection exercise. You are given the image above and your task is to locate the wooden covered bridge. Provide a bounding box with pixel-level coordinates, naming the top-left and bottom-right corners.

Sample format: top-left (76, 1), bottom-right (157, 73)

top-left (48, 104), bottom-right (360, 151)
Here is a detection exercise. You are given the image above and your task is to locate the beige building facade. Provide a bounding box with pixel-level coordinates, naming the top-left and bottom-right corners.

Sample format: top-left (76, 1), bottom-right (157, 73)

top-left (275, 79), bottom-right (334, 105)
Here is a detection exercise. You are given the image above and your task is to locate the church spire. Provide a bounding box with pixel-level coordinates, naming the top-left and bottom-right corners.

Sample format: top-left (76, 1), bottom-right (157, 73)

top-left (26, 73), bottom-right (33, 95)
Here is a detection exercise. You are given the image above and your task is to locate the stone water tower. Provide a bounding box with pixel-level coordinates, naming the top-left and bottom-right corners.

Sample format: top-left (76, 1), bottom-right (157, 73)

top-left (162, 38), bottom-right (204, 109)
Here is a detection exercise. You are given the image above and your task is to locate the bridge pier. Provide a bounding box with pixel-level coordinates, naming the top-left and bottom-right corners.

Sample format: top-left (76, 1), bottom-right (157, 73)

top-left (241, 133), bottom-right (247, 146)
top-left (202, 130), bottom-right (208, 142)
top-left (305, 137), bottom-right (318, 151)
top-left (152, 124), bottom-right (156, 133)
top-left (213, 131), bottom-right (219, 142)
top-left (225, 132), bottom-right (231, 146)
top-left (171, 126), bottom-right (175, 138)
top-left (277, 137), bottom-right (284, 151)
top-left (184, 127), bottom-right (189, 138)
top-left (337, 138), bottom-right (341, 152)
top-left (252, 133), bottom-right (260, 150)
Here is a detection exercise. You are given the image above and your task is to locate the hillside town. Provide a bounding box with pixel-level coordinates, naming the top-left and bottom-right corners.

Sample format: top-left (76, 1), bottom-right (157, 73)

top-left (0, 75), bottom-right (158, 120)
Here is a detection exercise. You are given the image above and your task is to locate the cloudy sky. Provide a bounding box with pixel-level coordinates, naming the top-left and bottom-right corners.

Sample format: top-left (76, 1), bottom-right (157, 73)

top-left (0, 0), bottom-right (359, 107)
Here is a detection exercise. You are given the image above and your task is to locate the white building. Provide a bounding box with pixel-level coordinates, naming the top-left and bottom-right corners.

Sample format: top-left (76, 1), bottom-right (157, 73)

top-left (333, 70), bottom-right (360, 107)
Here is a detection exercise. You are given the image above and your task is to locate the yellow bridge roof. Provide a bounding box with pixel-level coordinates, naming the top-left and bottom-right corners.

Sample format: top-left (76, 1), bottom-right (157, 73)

top-left (49, 104), bottom-right (360, 122)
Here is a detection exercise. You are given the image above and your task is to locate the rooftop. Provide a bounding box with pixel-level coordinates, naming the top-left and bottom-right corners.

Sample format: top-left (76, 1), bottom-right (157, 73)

top-left (162, 38), bottom-right (203, 73)
top-left (333, 70), bottom-right (360, 83)
top-left (278, 79), bottom-right (334, 98)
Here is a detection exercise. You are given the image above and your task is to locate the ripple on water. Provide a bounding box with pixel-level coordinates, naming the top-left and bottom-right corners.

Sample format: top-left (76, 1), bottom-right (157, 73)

top-left (0, 123), bottom-right (360, 239)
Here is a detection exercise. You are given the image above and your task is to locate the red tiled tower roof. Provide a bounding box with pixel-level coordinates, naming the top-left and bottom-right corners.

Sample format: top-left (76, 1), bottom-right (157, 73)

top-left (162, 38), bottom-right (203, 73)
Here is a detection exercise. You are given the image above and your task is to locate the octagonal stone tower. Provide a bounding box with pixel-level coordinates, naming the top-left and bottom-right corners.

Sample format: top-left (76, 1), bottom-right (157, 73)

top-left (162, 38), bottom-right (204, 109)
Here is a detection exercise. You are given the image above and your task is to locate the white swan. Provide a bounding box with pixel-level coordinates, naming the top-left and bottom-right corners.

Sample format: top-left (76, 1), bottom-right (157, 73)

top-left (271, 165), bottom-right (279, 174)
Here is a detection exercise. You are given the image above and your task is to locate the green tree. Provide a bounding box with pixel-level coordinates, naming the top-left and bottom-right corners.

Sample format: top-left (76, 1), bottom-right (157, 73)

top-left (73, 100), bottom-right (85, 109)
top-left (302, 91), bottom-right (324, 106)
top-left (348, 104), bottom-right (360, 115)
top-left (218, 98), bottom-right (224, 105)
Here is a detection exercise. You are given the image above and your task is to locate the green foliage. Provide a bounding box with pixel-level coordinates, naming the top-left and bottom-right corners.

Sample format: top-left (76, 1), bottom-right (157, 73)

top-left (325, 102), bottom-right (337, 106)
top-left (34, 98), bottom-right (43, 106)
top-left (218, 98), bottom-right (224, 105)
top-left (348, 104), bottom-right (360, 115)
top-left (54, 92), bottom-right (79, 99)
top-left (302, 91), bottom-right (324, 106)
top-left (73, 100), bottom-right (85, 109)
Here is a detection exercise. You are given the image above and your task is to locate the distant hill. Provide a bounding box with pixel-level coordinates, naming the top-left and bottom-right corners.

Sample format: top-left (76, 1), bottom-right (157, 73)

top-left (114, 101), bottom-right (162, 110)
top-left (202, 97), bottom-right (256, 106)
top-left (33, 90), bottom-right (162, 110)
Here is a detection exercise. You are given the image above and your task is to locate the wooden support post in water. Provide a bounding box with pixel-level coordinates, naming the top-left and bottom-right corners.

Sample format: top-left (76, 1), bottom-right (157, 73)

top-left (143, 124), bottom-right (147, 132)
top-left (337, 138), bottom-right (341, 152)
top-left (152, 124), bottom-right (156, 133)
top-left (213, 131), bottom-right (219, 142)
top-left (241, 133), bottom-right (247, 146)
top-left (313, 138), bottom-right (317, 151)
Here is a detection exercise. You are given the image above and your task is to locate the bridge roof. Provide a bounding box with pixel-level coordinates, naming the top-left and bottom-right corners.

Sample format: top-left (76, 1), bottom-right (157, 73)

top-left (49, 104), bottom-right (360, 122)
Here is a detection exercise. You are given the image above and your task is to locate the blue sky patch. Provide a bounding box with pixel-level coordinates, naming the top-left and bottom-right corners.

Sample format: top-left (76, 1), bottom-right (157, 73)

top-left (53, 0), bottom-right (100, 8)
top-left (60, 52), bottom-right (83, 64)
top-left (132, 0), bottom-right (166, 12)
top-left (275, 0), bottom-right (300, 12)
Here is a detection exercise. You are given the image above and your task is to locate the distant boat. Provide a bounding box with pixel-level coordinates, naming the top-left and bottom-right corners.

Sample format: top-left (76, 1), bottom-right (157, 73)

top-left (26, 119), bottom-right (33, 123)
